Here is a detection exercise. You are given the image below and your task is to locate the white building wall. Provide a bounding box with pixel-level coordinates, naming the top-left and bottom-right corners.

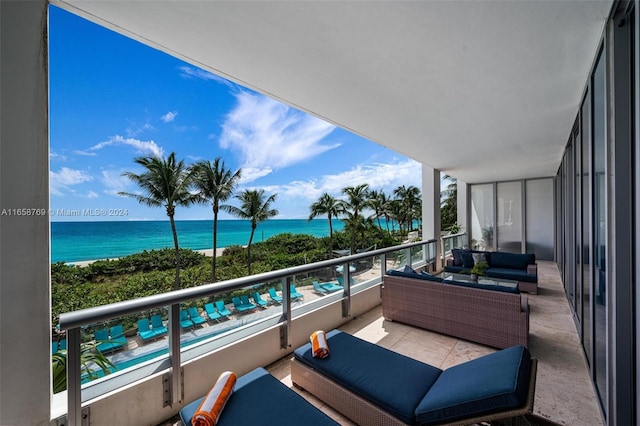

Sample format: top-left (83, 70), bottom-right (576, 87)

top-left (0, 1), bottom-right (52, 425)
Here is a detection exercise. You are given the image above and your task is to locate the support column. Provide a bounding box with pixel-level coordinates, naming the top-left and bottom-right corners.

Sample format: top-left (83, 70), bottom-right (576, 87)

top-left (422, 167), bottom-right (441, 270)
top-left (0, 1), bottom-right (52, 425)
top-left (457, 179), bottom-right (468, 244)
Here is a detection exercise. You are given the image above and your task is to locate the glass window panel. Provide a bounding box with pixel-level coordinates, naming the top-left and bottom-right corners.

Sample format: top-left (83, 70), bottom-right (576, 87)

top-left (592, 48), bottom-right (607, 405)
top-left (526, 179), bottom-right (555, 260)
top-left (470, 184), bottom-right (494, 251)
top-left (497, 181), bottom-right (522, 253)
top-left (582, 87), bottom-right (592, 363)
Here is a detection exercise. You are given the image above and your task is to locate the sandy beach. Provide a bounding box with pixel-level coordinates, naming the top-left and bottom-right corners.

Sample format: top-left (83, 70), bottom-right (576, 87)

top-left (68, 247), bottom-right (227, 267)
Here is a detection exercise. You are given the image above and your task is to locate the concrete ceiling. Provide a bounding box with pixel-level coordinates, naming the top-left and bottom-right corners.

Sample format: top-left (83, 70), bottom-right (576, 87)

top-left (54, 0), bottom-right (613, 183)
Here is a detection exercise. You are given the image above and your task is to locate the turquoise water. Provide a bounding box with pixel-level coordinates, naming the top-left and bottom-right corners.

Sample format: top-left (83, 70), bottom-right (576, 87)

top-left (51, 219), bottom-right (344, 263)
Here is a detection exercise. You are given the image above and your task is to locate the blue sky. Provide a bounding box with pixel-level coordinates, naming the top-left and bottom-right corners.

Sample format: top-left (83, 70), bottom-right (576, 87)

top-left (48, 6), bottom-right (422, 221)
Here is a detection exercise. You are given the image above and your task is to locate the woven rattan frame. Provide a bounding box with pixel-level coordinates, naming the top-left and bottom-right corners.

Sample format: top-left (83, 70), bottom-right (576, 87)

top-left (291, 357), bottom-right (537, 426)
top-left (382, 275), bottom-right (529, 349)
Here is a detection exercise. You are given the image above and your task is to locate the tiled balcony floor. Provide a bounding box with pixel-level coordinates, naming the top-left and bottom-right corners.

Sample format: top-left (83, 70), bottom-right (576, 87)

top-left (266, 260), bottom-right (603, 426)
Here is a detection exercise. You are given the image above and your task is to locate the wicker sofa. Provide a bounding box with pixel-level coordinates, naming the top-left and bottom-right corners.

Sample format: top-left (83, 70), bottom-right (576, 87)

top-left (445, 249), bottom-right (538, 294)
top-left (382, 271), bottom-right (529, 349)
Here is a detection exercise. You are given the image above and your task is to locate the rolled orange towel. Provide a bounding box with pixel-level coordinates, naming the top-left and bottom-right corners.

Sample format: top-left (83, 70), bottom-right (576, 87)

top-left (310, 330), bottom-right (330, 358)
top-left (192, 371), bottom-right (237, 426)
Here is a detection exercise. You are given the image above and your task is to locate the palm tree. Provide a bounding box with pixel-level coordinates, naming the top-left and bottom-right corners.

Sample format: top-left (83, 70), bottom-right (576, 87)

top-left (193, 158), bottom-right (242, 282)
top-left (342, 184), bottom-right (370, 252)
top-left (226, 189), bottom-right (278, 274)
top-left (308, 193), bottom-right (345, 258)
top-left (393, 185), bottom-right (421, 235)
top-left (368, 189), bottom-right (389, 231)
top-left (119, 152), bottom-right (200, 290)
top-left (441, 174), bottom-right (458, 232)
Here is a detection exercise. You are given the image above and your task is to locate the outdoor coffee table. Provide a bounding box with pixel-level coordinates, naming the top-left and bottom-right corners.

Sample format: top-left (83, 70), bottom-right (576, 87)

top-left (438, 271), bottom-right (520, 290)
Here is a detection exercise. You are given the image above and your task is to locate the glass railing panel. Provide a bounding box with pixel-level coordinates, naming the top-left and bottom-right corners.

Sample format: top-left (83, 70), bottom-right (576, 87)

top-left (411, 245), bottom-right (424, 264)
top-left (386, 249), bottom-right (405, 270)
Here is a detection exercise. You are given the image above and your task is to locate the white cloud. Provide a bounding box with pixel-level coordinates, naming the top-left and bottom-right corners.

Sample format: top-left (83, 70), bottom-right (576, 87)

top-left (161, 111), bottom-right (178, 123)
top-left (266, 159), bottom-right (422, 203)
top-left (220, 92), bottom-right (338, 183)
top-left (50, 167), bottom-right (93, 196)
top-left (86, 191), bottom-right (99, 199)
top-left (178, 66), bottom-right (236, 89)
top-left (84, 135), bottom-right (164, 158)
top-left (100, 169), bottom-right (132, 196)
top-left (126, 122), bottom-right (155, 137)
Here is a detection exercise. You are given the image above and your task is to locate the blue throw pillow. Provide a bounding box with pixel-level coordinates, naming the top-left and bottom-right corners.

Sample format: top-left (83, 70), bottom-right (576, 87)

top-left (451, 249), bottom-right (463, 266)
top-left (403, 265), bottom-right (416, 274)
top-left (461, 250), bottom-right (474, 268)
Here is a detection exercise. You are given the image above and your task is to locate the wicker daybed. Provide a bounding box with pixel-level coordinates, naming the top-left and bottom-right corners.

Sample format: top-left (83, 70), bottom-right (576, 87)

top-left (382, 272), bottom-right (529, 349)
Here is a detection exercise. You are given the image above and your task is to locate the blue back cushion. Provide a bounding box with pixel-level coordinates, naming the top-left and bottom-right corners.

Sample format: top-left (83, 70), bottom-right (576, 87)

top-left (460, 249), bottom-right (474, 268)
top-left (415, 346), bottom-right (531, 424)
top-left (451, 248), bottom-right (463, 266)
top-left (403, 265), bottom-right (416, 274)
top-left (445, 279), bottom-right (520, 294)
top-left (490, 252), bottom-right (535, 270)
top-left (294, 330), bottom-right (442, 424)
top-left (180, 368), bottom-right (338, 426)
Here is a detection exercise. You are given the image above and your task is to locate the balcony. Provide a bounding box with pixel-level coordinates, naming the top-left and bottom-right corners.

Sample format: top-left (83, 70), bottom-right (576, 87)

top-left (57, 241), bottom-right (602, 426)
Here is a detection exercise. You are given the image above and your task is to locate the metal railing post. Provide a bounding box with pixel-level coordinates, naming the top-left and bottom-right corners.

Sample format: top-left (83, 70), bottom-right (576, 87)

top-left (168, 303), bottom-right (182, 405)
top-left (66, 326), bottom-right (82, 426)
top-left (280, 277), bottom-right (292, 349)
top-left (342, 262), bottom-right (351, 318)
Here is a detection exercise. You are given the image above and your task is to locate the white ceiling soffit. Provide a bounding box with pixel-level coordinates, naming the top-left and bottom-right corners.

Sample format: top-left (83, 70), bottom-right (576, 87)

top-left (55, 1), bottom-right (613, 183)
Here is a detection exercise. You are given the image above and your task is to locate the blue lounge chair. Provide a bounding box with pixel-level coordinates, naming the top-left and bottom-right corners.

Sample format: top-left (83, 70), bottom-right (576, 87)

top-left (215, 300), bottom-right (232, 318)
top-left (58, 339), bottom-right (66, 350)
top-left (290, 285), bottom-right (304, 300)
top-left (188, 307), bottom-right (206, 327)
top-left (180, 310), bottom-right (194, 330)
top-left (241, 295), bottom-right (258, 310)
top-left (268, 288), bottom-right (283, 304)
top-left (52, 341), bottom-right (59, 354)
top-left (150, 314), bottom-right (168, 337)
top-left (95, 328), bottom-right (115, 353)
top-left (320, 281), bottom-right (343, 293)
top-left (313, 281), bottom-right (329, 295)
top-left (232, 296), bottom-right (255, 313)
top-left (204, 303), bottom-right (222, 322)
top-left (108, 324), bottom-right (127, 351)
top-left (137, 318), bottom-right (157, 342)
top-left (252, 292), bottom-right (269, 307)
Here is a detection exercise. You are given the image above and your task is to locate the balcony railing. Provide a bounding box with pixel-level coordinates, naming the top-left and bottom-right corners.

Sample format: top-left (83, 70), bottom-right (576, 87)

top-left (58, 239), bottom-right (437, 426)
top-left (440, 232), bottom-right (468, 267)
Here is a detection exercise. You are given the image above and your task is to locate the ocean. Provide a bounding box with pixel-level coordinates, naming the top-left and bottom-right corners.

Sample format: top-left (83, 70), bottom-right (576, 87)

top-left (51, 219), bottom-right (344, 263)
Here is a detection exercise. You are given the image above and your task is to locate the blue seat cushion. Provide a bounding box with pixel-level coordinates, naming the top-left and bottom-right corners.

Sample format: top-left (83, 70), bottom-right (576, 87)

top-left (415, 345), bottom-right (531, 424)
top-left (446, 279), bottom-right (520, 294)
top-left (180, 368), bottom-right (337, 426)
top-left (489, 252), bottom-right (535, 270)
top-left (294, 329), bottom-right (442, 424)
top-left (444, 265), bottom-right (467, 273)
top-left (487, 268), bottom-right (537, 283)
top-left (386, 269), bottom-right (443, 282)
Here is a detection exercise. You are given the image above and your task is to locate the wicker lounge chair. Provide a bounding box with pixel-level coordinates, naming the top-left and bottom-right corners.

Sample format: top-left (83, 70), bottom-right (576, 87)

top-left (291, 330), bottom-right (537, 426)
top-left (180, 368), bottom-right (337, 426)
